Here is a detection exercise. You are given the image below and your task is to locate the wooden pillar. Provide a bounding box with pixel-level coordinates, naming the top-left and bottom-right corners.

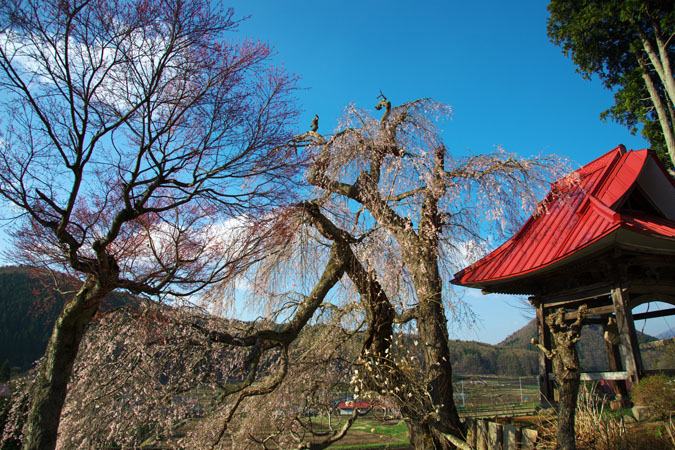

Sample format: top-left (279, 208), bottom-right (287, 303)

top-left (602, 315), bottom-right (629, 407)
top-left (536, 303), bottom-right (554, 405)
top-left (611, 286), bottom-right (644, 386)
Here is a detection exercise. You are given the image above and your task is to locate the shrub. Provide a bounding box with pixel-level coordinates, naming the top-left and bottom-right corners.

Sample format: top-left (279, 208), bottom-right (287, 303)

top-left (631, 375), bottom-right (675, 418)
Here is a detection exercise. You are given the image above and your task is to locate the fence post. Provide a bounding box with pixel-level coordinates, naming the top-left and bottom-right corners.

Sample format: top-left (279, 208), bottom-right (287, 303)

top-left (476, 419), bottom-right (488, 450)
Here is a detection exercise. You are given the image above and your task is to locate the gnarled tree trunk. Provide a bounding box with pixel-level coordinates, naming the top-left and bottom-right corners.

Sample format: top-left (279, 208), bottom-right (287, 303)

top-left (535, 306), bottom-right (587, 450)
top-left (408, 266), bottom-right (464, 448)
top-left (22, 276), bottom-right (112, 450)
top-left (299, 97), bottom-right (549, 449)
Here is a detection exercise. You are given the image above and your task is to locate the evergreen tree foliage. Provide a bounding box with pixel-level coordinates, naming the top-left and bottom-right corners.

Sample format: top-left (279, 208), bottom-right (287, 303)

top-left (548, 0), bottom-right (675, 170)
top-left (0, 267), bottom-right (64, 371)
top-left (0, 362), bottom-right (9, 383)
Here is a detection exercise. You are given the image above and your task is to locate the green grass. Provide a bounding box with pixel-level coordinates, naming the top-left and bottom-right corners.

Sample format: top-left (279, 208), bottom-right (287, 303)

top-left (311, 417), bottom-right (409, 449)
top-left (347, 419), bottom-right (409, 440)
top-left (603, 407), bottom-right (633, 418)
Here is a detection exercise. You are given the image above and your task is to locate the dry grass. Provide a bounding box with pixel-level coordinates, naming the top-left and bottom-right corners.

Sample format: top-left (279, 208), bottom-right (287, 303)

top-left (535, 384), bottom-right (675, 450)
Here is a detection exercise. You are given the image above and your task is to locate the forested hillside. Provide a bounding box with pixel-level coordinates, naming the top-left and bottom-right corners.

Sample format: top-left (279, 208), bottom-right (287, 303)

top-left (0, 266), bottom-right (133, 371)
top-left (0, 266), bottom-right (66, 370)
top-left (447, 339), bottom-right (538, 376)
top-left (0, 265), bottom-right (540, 376)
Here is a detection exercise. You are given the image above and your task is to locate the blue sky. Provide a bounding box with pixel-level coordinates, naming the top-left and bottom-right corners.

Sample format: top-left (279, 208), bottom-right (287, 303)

top-left (223, 1), bottom-right (672, 343)
top-left (1, 1), bottom-right (671, 343)
top-left (227, 0), bottom-right (650, 160)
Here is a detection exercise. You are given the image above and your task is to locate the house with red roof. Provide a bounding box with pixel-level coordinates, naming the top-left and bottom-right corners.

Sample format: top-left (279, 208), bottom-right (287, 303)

top-left (337, 400), bottom-right (373, 415)
top-left (453, 145), bottom-right (675, 404)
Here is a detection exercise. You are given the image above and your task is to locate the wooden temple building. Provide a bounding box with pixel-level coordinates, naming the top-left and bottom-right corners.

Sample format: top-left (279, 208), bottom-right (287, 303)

top-left (452, 146), bottom-right (675, 404)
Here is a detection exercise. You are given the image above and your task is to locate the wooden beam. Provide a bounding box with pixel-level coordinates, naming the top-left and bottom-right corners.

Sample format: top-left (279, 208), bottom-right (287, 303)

top-left (633, 307), bottom-right (675, 321)
top-left (571, 305), bottom-right (675, 323)
top-left (631, 294), bottom-right (675, 308)
top-left (549, 371), bottom-right (630, 381)
top-left (630, 283), bottom-right (675, 296)
top-left (603, 317), bottom-right (629, 406)
top-left (579, 371), bottom-right (629, 381)
top-left (564, 304), bottom-right (615, 321)
top-left (538, 285), bottom-right (614, 307)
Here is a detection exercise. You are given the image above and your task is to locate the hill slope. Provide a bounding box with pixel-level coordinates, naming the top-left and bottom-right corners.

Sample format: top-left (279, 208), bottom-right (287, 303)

top-left (0, 266), bottom-right (133, 370)
top-left (500, 318), bottom-right (659, 371)
top-left (0, 266), bottom-right (67, 370)
top-left (0, 265), bottom-right (540, 376)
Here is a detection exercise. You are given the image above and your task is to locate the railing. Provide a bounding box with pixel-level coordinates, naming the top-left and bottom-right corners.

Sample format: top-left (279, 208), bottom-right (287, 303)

top-left (465, 417), bottom-right (539, 450)
top-left (459, 403), bottom-right (539, 419)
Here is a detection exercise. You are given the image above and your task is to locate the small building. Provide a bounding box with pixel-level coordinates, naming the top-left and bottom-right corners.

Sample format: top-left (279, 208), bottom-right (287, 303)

top-left (452, 146), bottom-right (675, 404)
top-left (337, 400), bottom-right (373, 415)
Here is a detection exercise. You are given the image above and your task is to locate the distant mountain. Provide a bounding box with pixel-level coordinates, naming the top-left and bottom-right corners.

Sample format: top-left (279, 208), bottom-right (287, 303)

top-left (499, 319), bottom-right (537, 350)
top-left (447, 338), bottom-right (538, 376)
top-left (657, 329), bottom-right (675, 339)
top-left (500, 318), bottom-right (659, 371)
top-left (0, 266), bottom-right (134, 371)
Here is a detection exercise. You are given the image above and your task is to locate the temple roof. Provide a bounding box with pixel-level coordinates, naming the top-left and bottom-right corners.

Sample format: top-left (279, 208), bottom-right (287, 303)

top-left (451, 145), bottom-right (675, 293)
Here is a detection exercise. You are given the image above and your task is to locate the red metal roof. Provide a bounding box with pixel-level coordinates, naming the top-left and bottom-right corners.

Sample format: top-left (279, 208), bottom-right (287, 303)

top-left (452, 146), bottom-right (675, 291)
top-left (337, 401), bottom-right (372, 410)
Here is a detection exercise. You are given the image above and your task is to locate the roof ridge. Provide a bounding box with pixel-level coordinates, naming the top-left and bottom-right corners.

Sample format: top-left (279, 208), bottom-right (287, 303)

top-left (588, 146), bottom-right (625, 199)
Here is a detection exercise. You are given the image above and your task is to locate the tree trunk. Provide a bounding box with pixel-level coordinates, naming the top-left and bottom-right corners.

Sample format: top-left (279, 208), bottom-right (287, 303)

top-left (637, 53), bottom-right (675, 167)
top-left (639, 26), bottom-right (675, 109)
top-left (407, 421), bottom-right (437, 449)
top-left (555, 366), bottom-right (580, 450)
top-left (304, 107), bottom-right (468, 449)
top-left (417, 298), bottom-right (461, 424)
top-left (543, 306), bottom-right (586, 450)
top-left (22, 276), bottom-right (108, 450)
top-left (409, 261), bottom-right (463, 449)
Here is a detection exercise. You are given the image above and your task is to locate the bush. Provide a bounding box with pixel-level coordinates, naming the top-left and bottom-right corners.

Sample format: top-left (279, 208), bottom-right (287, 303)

top-left (631, 375), bottom-right (675, 418)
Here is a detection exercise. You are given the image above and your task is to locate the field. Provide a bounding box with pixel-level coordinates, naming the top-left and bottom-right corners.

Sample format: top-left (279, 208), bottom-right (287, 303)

top-left (312, 418), bottom-right (410, 450)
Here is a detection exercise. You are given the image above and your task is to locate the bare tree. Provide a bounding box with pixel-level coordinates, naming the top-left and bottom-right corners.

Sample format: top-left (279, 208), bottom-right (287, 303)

top-left (0, 0), bottom-right (301, 448)
top-left (291, 96), bottom-right (565, 448)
